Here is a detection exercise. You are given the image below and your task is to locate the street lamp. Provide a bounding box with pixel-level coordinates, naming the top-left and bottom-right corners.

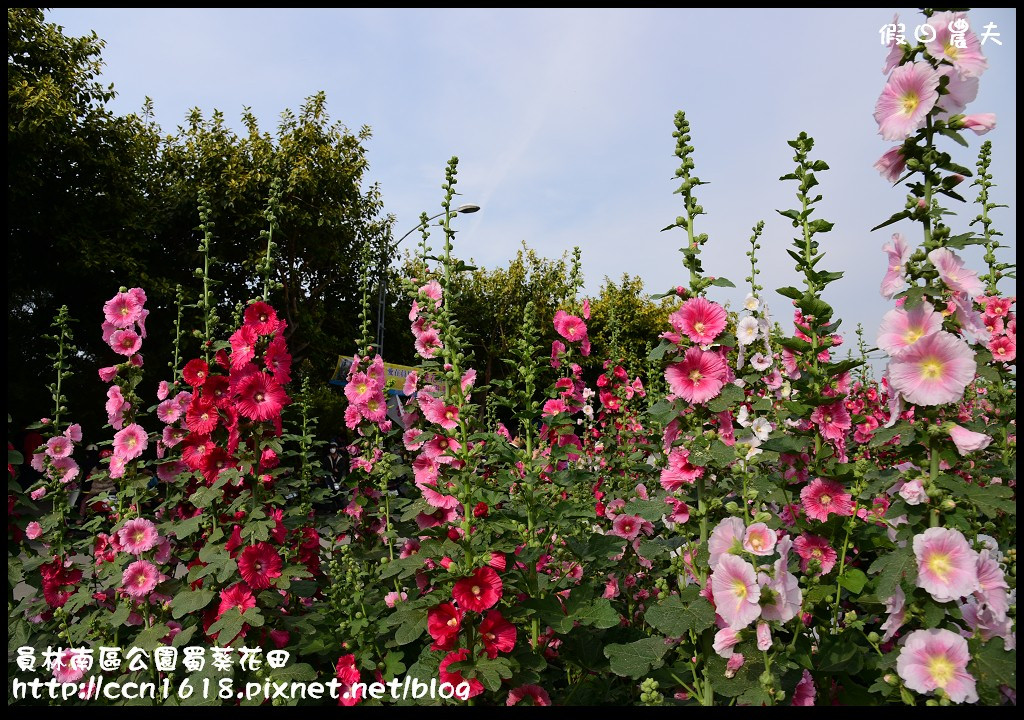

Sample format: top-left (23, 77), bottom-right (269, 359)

top-left (376, 204), bottom-right (480, 361)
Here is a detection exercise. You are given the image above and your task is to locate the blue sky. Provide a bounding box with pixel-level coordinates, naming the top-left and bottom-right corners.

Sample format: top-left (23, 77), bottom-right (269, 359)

top-left (48, 8), bottom-right (1016, 347)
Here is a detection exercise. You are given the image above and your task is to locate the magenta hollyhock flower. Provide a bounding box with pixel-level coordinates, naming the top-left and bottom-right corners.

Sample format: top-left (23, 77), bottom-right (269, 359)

top-left (427, 603), bottom-right (463, 650)
top-left (897, 628), bottom-right (978, 703)
top-left (109, 329), bottom-right (142, 356)
top-left (345, 371), bottom-right (377, 406)
top-left (118, 518), bottom-right (159, 555)
top-left (670, 297), bottom-right (728, 345)
top-left (800, 479), bottom-right (854, 523)
top-left (182, 358), bottom-right (209, 387)
top-left (925, 11), bottom-right (988, 79)
top-left (914, 527), bottom-right (979, 602)
top-left (713, 627), bottom-right (741, 658)
top-left (243, 301), bottom-right (278, 335)
top-left (550, 340), bottom-right (565, 368)
top-left (439, 650), bottom-right (485, 699)
top-left (888, 331), bottom-right (976, 406)
top-left (711, 553), bottom-right (761, 629)
top-left (791, 670), bottom-right (816, 706)
top-left (452, 566), bottom-right (502, 612)
top-left (45, 435), bottom-right (73, 459)
top-left (414, 327), bottom-right (443, 358)
top-left (873, 146), bottom-right (907, 183)
top-left (122, 559), bottom-right (159, 598)
top-left (264, 336), bottom-right (292, 384)
top-left (611, 514), bottom-right (644, 541)
top-left (660, 447), bottom-right (703, 491)
top-left (52, 648), bottom-right (87, 684)
top-left (113, 424), bottom-right (148, 461)
top-left (742, 523), bottom-right (777, 556)
top-left (236, 373), bottom-right (289, 421)
top-left (361, 393), bottom-right (388, 424)
top-left (104, 291), bottom-right (144, 329)
top-left (947, 424), bottom-right (993, 456)
top-left (553, 310), bottom-right (588, 343)
top-left (479, 610), bottom-right (517, 659)
top-left (229, 325), bottom-right (258, 370)
top-left (928, 248), bottom-right (985, 298)
top-left (185, 396), bottom-right (219, 435)
top-left (217, 582), bottom-right (256, 617)
top-left (665, 347), bottom-right (727, 404)
top-left (709, 517), bottom-right (746, 570)
top-left (988, 334), bottom-right (1015, 363)
top-left (874, 62), bottom-right (940, 141)
top-left (809, 401), bottom-right (851, 442)
top-left (25, 521), bottom-right (42, 540)
top-left (237, 542), bottom-right (283, 590)
top-left (877, 303), bottom-right (943, 357)
top-left (506, 685), bottom-right (551, 707)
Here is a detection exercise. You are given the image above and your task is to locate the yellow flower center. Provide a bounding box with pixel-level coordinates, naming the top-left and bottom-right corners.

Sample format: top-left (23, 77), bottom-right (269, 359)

top-left (820, 494), bottom-right (832, 506)
top-left (447, 617), bottom-right (458, 627)
top-left (357, 383), bottom-right (368, 395)
top-left (927, 551), bottom-right (952, 581)
top-left (732, 579), bottom-right (748, 599)
top-left (445, 411), bottom-right (455, 420)
top-left (920, 358), bottom-right (944, 380)
top-left (132, 530), bottom-right (145, 543)
top-left (694, 322), bottom-right (705, 334)
top-left (749, 536), bottom-right (763, 550)
top-left (928, 654), bottom-right (956, 687)
top-left (127, 437), bottom-right (137, 448)
top-left (568, 326), bottom-right (576, 336)
top-left (471, 585), bottom-right (481, 596)
top-left (689, 370), bottom-right (703, 382)
top-left (944, 43), bottom-right (959, 60)
top-left (905, 328), bottom-right (924, 344)
top-left (136, 574), bottom-right (148, 587)
top-left (901, 91), bottom-right (920, 115)
top-left (255, 392), bottom-right (265, 403)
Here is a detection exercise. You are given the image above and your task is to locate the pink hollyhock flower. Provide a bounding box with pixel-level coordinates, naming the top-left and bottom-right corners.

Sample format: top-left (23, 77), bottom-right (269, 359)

top-left (877, 303), bottom-right (943, 357)
top-left (334, 654), bottom-right (363, 707)
top-left (974, 549), bottom-right (1010, 620)
top-left (914, 527), bottom-right (979, 602)
top-left (384, 591), bottom-right (407, 608)
top-left (414, 327), bottom-right (443, 358)
top-left (479, 610), bottom-right (517, 658)
top-left (670, 297), bottom-right (728, 345)
top-left (612, 514), bottom-right (644, 541)
top-left (713, 627), bottom-right (741, 658)
top-left (30, 487), bottom-right (47, 500)
top-left (157, 380), bottom-right (171, 401)
top-left (507, 685), bottom-right (551, 706)
top-left (98, 365), bottom-right (118, 383)
top-left (925, 11), bottom-right (988, 79)
top-left (660, 448), bottom-right (704, 491)
top-left (928, 248), bottom-right (985, 298)
top-left (52, 648), bottom-right (87, 684)
top-left (50, 456), bottom-right (79, 484)
top-left (361, 394), bottom-right (388, 424)
top-left (959, 597), bottom-right (1014, 648)
top-left (182, 358), bottom-right (209, 387)
top-left (981, 295), bottom-right (1013, 318)
top-left (236, 373), bottom-right (289, 421)
top-left (153, 536), bottom-right (172, 564)
top-left (791, 670), bottom-right (816, 706)
top-left (423, 398), bottom-right (460, 430)
top-left (550, 340), bottom-right (565, 368)
top-left (237, 542), bottom-right (283, 590)
top-left (156, 398), bottom-right (182, 424)
top-left (947, 424), bottom-right (992, 456)
top-left (881, 585), bottom-right (907, 642)
top-left (742, 523), bottom-right (776, 556)
top-left (243, 301), bottom-right (278, 335)
top-left (888, 331), bottom-right (976, 405)
top-left (113, 424), bottom-right (148, 461)
top-left (759, 560), bottom-right (802, 623)
top-left (122, 559), bottom-right (159, 598)
top-left (988, 334), bottom-right (1015, 363)
top-left (553, 310), bottom-right (587, 343)
top-left (725, 653), bottom-right (746, 678)
top-left (25, 521), bottom-right (42, 540)
top-left (664, 498), bottom-right (690, 525)
top-left (881, 13), bottom-right (905, 74)
top-left (45, 435), bottom-right (73, 459)
top-left (109, 329), bottom-right (142, 356)
top-left (427, 603), bottom-right (463, 650)
top-left (874, 146), bottom-right (906, 183)
top-left (959, 113), bottom-right (996, 135)
top-left (345, 372), bottom-right (377, 406)
top-left (898, 479), bottom-right (928, 505)
top-left (810, 401), bottom-right (851, 442)
top-left (709, 517), bottom-right (746, 570)
top-left (104, 291), bottom-right (144, 329)
top-left (419, 279), bottom-right (443, 308)
top-left (874, 62), bottom-right (940, 141)
top-left (64, 423), bottom-right (82, 443)
top-left (711, 554), bottom-right (761, 629)
top-left (439, 649), bottom-right (484, 699)
top-left (217, 582), bottom-right (256, 617)
top-left (665, 347), bottom-right (727, 404)
top-left (801, 479), bottom-right (854, 522)
top-left (118, 518), bottom-right (159, 555)
top-left (936, 65), bottom-right (979, 116)
top-left (756, 622), bottom-right (772, 651)
top-left (452, 566), bottom-right (502, 612)
top-left (897, 628), bottom-right (978, 704)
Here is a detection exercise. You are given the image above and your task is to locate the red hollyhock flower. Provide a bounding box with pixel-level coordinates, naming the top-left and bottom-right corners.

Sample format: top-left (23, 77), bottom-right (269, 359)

top-left (439, 649), bottom-right (485, 698)
top-left (452, 566), bottom-right (503, 612)
top-left (243, 301), bottom-right (279, 336)
top-left (229, 325), bottom-right (258, 370)
top-left (427, 603), bottom-right (464, 651)
top-left (473, 502), bottom-right (489, 518)
top-left (216, 582), bottom-right (256, 617)
top-left (235, 372), bottom-right (289, 422)
top-left (40, 557), bottom-right (83, 608)
top-left (335, 654), bottom-right (363, 707)
top-left (182, 358), bottom-right (209, 387)
top-left (264, 335), bottom-right (293, 384)
top-left (185, 395), bottom-right (219, 435)
top-left (203, 375), bottom-right (231, 408)
top-left (224, 524), bottom-right (244, 557)
top-left (478, 610), bottom-right (517, 659)
top-left (201, 447), bottom-right (236, 485)
top-left (237, 542), bottom-right (283, 590)
top-left (181, 434), bottom-right (215, 470)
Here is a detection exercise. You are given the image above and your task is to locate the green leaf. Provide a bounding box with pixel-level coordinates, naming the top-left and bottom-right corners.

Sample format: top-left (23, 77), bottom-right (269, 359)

top-left (776, 286), bottom-right (802, 300)
top-left (572, 598), bottom-right (621, 629)
top-left (644, 595), bottom-right (715, 636)
top-left (624, 498), bottom-right (668, 522)
top-left (837, 568), bottom-right (868, 594)
top-left (171, 514), bottom-right (204, 539)
top-left (871, 210), bottom-right (911, 232)
top-left (172, 589), bottom-right (216, 619)
top-left (708, 440), bottom-right (735, 466)
top-left (936, 476), bottom-right (1016, 518)
top-left (648, 341), bottom-right (673, 362)
top-left (603, 637), bottom-right (669, 679)
top-left (868, 546), bottom-right (917, 600)
top-left (709, 277), bottom-right (735, 288)
top-left (971, 637), bottom-right (1016, 693)
top-left (269, 662), bottom-right (317, 683)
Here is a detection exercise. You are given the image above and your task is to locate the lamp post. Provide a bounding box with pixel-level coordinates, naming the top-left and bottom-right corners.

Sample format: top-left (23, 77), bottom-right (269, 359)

top-left (376, 203), bottom-right (480, 361)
